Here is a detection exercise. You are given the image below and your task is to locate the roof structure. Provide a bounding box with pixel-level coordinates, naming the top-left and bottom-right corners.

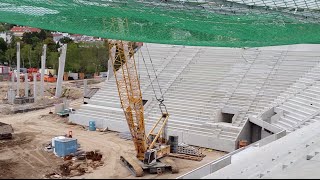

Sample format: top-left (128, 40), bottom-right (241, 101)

top-left (0, 0), bottom-right (320, 47)
top-left (230, 0), bottom-right (320, 9)
top-left (10, 26), bottom-right (41, 33)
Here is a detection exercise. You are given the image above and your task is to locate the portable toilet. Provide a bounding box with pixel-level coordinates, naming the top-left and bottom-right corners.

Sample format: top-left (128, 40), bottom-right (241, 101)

top-left (54, 138), bottom-right (78, 157)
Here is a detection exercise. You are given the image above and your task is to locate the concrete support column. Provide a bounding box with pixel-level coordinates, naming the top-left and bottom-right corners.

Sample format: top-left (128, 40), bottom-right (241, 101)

top-left (24, 73), bottom-right (28, 97)
top-left (83, 79), bottom-right (88, 97)
top-left (55, 44), bottom-right (67, 98)
top-left (16, 42), bottom-right (20, 97)
top-left (7, 89), bottom-right (15, 104)
top-left (107, 58), bottom-right (114, 81)
top-left (40, 44), bottom-right (47, 97)
top-left (9, 71), bottom-right (16, 103)
top-left (33, 73), bottom-right (37, 99)
top-left (11, 72), bottom-right (15, 90)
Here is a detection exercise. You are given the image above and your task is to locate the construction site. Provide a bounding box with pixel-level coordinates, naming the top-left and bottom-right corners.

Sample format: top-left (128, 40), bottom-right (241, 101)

top-left (1, 0), bottom-right (320, 179)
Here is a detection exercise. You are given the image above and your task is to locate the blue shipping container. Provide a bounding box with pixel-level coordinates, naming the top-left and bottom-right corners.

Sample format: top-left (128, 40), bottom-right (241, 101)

top-left (89, 121), bottom-right (96, 131)
top-left (54, 138), bottom-right (78, 157)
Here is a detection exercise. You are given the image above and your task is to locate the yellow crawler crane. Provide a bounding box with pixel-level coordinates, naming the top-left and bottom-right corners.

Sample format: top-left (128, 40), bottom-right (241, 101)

top-left (109, 40), bottom-right (178, 177)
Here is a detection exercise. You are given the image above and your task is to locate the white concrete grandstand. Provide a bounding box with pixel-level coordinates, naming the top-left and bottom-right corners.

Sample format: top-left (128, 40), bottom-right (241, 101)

top-left (201, 119), bottom-right (320, 179)
top-left (69, 43), bottom-right (320, 153)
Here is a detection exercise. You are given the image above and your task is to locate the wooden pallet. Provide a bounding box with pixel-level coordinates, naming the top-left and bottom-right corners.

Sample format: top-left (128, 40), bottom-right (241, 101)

top-left (168, 153), bottom-right (205, 161)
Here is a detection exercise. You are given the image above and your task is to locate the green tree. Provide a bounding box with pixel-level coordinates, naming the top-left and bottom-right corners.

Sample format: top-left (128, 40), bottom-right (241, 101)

top-left (59, 37), bottom-right (73, 44)
top-left (0, 38), bottom-right (7, 52)
top-left (21, 44), bottom-right (32, 68)
top-left (31, 36), bottom-right (40, 48)
top-left (0, 23), bottom-right (13, 32)
top-left (8, 36), bottom-right (20, 49)
top-left (38, 30), bottom-right (47, 41)
top-left (65, 43), bottom-right (80, 72)
top-left (22, 32), bottom-right (34, 45)
top-left (44, 38), bottom-right (57, 52)
top-left (30, 43), bottom-right (43, 68)
top-left (47, 51), bottom-right (59, 71)
top-left (5, 48), bottom-right (15, 66)
top-left (0, 25), bottom-right (5, 32)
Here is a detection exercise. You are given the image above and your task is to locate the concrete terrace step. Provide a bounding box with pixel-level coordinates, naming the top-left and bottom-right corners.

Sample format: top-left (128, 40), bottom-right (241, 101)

top-left (70, 43), bottom-right (320, 152)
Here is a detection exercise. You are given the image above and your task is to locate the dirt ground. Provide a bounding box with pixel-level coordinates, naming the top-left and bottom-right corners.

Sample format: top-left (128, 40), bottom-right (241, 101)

top-left (0, 80), bottom-right (226, 179)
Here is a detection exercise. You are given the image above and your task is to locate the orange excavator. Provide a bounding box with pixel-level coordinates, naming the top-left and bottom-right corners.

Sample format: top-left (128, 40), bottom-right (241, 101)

top-left (109, 40), bottom-right (178, 177)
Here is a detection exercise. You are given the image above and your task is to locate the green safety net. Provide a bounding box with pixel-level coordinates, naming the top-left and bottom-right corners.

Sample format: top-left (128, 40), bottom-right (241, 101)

top-left (0, 0), bottom-right (319, 47)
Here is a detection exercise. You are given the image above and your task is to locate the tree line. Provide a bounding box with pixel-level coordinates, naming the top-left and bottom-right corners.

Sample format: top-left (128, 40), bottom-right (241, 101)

top-left (0, 24), bottom-right (109, 74)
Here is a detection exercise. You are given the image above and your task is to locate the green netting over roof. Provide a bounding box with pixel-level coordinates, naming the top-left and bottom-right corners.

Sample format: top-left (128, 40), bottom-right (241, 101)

top-left (0, 0), bottom-right (320, 47)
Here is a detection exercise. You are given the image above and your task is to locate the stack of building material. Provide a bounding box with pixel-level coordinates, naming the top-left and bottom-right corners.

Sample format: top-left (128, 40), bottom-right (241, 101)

top-left (0, 122), bottom-right (13, 140)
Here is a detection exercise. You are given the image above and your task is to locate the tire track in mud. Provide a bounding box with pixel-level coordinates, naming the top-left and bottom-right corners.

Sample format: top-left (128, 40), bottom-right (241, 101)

top-left (75, 133), bottom-right (129, 178)
top-left (0, 159), bottom-right (18, 179)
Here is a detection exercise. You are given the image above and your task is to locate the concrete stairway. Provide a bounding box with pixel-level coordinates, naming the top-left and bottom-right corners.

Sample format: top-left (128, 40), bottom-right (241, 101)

top-left (230, 50), bottom-right (320, 127)
top-left (70, 44), bottom-right (244, 152)
top-left (144, 47), bottom-right (245, 145)
top-left (273, 81), bottom-right (320, 133)
top-left (70, 44), bottom-right (320, 152)
top-left (225, 50), bottom-right (282, 127)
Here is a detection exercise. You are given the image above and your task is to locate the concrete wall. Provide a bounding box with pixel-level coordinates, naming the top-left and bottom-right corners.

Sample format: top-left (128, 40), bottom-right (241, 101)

top-left (235, 118), bottom-right (251, 147)
top-left (217, 108), bottom-right (240, 124)
top-left (70, 113), bottom-right (236, 152)
top-left (251, 122), bottom-right (262, 143)
top-left (177, 128), bottom-right (286, 179)
top-left (175, 116), bottom-right (286, 178)
top-left (249, 116), bottom-right (283, 134)
top-left (173, 130), bottom-right (235, 152)
top-left (261, 129), bottom-right (272, 139)
top-left (215, 109), bottom-right (223, 123)
top-left (177, 155), bottom-right (232, 179)
top-left (271, 109), bottom-right (283, 124)
top-left (260, 107), bottom-right (276, 123)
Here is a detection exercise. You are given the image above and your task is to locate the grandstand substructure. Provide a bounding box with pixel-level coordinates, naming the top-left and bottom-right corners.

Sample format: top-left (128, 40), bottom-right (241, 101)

top-left (69, 44), bottom-right (320, 153)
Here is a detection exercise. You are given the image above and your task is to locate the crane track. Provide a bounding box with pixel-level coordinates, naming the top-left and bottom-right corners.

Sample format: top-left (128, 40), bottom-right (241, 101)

top-left (120, 155), bottom-right (144, 177)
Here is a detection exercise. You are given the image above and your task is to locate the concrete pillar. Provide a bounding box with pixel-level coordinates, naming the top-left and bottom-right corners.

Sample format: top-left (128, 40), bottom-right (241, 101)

top-left (108, 42), bottom-right (117, 81)
top-left (24, 73), bottom-right (28, 97)
top-left (33, 73), bottom-right (37, 99)
top-left (7, 89), bottom-right (15, 104)
top-left (16, 42), bottom-right (20, 97)
top-left (11, 72), bottom-right (14, 90)
top-left (55, 44), bottom-right (67, 98)
top-left (83, 79), bottom-right (88, 96)
top-left (63, 98), bottom-right (70, 109)
top-left (107, 58), bottom-right (114, 81)
top-left (40, 44), bottom-right (47, 97)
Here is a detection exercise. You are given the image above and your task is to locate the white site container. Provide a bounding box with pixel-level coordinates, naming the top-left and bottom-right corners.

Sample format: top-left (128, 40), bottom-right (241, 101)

top-left (68, 73), bottom-right (78, 80)
top-left (0, 66), bottom-right (9, 74)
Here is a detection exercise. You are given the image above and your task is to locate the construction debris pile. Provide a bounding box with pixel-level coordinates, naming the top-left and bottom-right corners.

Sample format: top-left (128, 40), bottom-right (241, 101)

top-left (43, 132), bottom-right (104, 179)
top-left (45, 150), bottom-right (104, 179)
top-left (0, 122), bottom-right (14, 140)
